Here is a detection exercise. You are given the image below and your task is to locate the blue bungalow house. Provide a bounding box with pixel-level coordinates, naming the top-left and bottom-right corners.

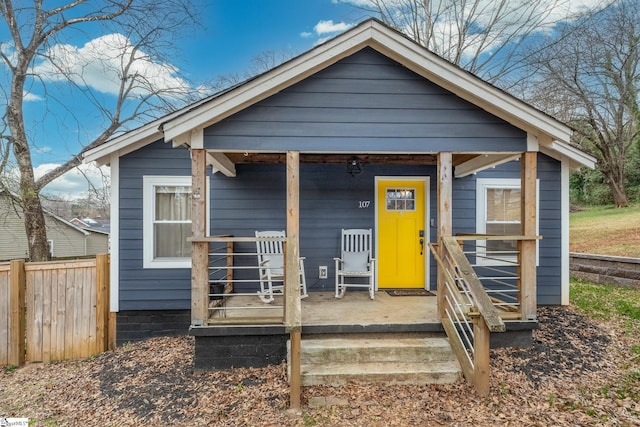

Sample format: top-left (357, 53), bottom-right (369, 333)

top-left (84, 20), bottom-right (594, 397)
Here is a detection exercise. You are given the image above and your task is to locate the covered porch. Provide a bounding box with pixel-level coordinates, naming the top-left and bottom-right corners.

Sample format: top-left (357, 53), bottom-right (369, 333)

top-left (187, 149), bottom-right (540, 403)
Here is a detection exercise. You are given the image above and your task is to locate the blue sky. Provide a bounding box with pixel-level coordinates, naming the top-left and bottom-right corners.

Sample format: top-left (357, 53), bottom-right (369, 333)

top-left (1, 0), bottom-right (608, 199)
top-left (195, 1), bottom-right (362, 79)
top-left (3, 0), bottom-right (363, 198)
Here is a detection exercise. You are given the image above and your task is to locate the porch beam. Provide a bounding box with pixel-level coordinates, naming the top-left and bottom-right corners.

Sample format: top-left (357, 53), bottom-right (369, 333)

top-left (454, 153), bottom-right (520, 178)
top-left (437, 152), bottom-right (453, 318)
top-left (285, 150), bottom-right (302, 410)
top-left (207, 152), bottom-right (237, 177)
top-left (225, 153), bottom-right (439, 165)
top-left (520, 151), bottom-right (537, 320)
top-left (191, 148), bottom-right (208, 326)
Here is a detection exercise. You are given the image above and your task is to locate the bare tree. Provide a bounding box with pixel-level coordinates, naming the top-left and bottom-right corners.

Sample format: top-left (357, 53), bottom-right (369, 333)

top-left (0, 0), bottom-right (201, 261)
top-left (209, 49), bottom-right (298, 92)
top-left (341, 0), bottom-right (601, 84)
top-left (524, 0), bottom-right (640, 207)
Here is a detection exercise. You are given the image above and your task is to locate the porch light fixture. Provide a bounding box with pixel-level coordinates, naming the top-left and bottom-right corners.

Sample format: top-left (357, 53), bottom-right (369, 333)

top-left (346, 156), bottom-right (363, 176)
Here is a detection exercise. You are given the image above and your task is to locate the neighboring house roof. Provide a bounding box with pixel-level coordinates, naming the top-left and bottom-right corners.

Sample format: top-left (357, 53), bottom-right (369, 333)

top-left (69, 217), bottom-right (91, 228)
top-left (83, 18), bottom-right (596, 170)
top-left (1, 191), bottom-right (89, 236)
top-left (70, 217), bottom-right (111, 234)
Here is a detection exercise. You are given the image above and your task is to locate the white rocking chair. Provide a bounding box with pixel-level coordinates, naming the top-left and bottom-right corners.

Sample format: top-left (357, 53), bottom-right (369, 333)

top-left (334, 228), bottom-right (376, 299)
top-left (255, 230), bottom-right (308, 303)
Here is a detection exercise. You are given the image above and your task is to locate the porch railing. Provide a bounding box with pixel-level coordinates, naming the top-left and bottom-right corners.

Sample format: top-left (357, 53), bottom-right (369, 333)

top-left (454, 234), bottom-right (541, 321)
top-left (430, 237), bottom-right (505, 396)
top-left (193, 236), bottom-right (287, 326)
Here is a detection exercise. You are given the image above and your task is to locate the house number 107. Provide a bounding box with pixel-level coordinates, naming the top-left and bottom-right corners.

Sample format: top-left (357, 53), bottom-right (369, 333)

top-left (359, 201), bottom-right (371, 208)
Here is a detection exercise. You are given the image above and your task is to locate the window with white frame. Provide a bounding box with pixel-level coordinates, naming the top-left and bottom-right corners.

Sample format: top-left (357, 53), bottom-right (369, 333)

top-left (476, 178), bottom-right (538, 265)
top-left (143, 176), bottom-right (208, 269)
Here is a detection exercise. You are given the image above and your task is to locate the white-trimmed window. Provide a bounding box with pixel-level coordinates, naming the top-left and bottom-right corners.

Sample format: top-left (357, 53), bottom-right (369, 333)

top-left (143, 176), bottom-right (208, 269)
top-left (476, 178), bottom-right (538, 265)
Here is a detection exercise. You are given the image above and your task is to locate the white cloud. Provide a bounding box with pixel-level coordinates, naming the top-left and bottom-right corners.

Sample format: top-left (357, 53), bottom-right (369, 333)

top-left (34, 146), bottom-right (53, 154)
top-left (0, 41), bottom-right (17, 64)
top-left (22, 91), bottom-right (43, 101)
top-left (30, 33), bottom-right (192, 98)
top-left (304, 19), bottom-right (354, 45)
top-left (35, 163), bottom-right (110, 200)
top-left (313, 20), bottom-right (354, 35)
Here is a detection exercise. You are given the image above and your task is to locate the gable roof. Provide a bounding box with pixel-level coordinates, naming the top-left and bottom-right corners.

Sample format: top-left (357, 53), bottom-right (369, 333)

top-left (83, 18), bottom-right (595, 169)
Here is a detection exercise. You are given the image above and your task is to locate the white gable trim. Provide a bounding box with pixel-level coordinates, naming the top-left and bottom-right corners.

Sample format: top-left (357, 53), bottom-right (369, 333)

top-left (83, 96), bottom-right (215, 165)
top-left (84, 119), bottom-right (164, 166)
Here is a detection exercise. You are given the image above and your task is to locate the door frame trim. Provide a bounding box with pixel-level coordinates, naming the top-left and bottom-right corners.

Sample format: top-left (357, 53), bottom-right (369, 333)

top-left (374, 176), bottom-right (431, 290)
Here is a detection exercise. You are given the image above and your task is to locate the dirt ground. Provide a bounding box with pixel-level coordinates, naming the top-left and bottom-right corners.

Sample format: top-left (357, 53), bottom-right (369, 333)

top-left (1, 306), bottom-right (639, 426)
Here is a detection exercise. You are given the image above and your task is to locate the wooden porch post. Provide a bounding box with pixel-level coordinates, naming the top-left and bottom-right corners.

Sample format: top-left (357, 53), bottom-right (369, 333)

top-left (191, 148), bottom-right (208, 326)
top-left (520, 152), bottom-right (537, 320)
top-left (437, 152), bottom-right (453, 318)
top-left (286, 150), bottom-right (302, 410)
top-left (473, 318), bottom-right (491, 396)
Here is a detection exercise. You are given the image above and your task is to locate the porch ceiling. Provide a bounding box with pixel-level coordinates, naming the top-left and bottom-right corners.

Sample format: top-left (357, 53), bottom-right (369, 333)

top-left (221, 152), bottom-right (475, 166)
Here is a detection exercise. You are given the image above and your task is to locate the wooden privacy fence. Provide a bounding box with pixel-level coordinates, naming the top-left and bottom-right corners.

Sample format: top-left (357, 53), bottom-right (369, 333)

top-left (0, 254), bottom-right (112, 366)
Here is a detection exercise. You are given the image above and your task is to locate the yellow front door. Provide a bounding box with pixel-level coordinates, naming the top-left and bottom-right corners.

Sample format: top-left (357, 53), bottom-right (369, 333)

top-left (377, 179), bottom-right (427, 288)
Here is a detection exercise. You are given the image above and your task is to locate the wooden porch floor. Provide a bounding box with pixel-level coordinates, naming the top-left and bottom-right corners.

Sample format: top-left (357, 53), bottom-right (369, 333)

top-left (208, 291), bottom-right (441, 332)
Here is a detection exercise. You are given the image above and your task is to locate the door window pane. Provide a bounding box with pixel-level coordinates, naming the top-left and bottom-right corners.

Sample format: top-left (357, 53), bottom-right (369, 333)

top-left (386, 188), bottom-right (416, 211)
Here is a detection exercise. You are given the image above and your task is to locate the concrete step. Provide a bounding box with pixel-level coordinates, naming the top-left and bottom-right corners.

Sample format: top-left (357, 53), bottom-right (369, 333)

top-left (300, 361), bottom-right (463, 386)
top-left (288, 333), bottom-right (463, 386)
top-left (300, 335), bottom-right (457, 365)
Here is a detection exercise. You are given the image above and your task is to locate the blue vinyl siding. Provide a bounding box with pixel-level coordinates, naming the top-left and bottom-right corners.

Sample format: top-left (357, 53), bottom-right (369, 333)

top-left (119, 141), bottom-right (196, 310)
top-left (204, 47), bottom-right (526, 153)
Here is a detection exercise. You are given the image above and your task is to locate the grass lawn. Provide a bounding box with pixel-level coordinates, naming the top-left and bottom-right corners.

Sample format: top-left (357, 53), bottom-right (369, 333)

top-left (571, 278), bottom-right (640, 338)
top-left (570, 205), bottom-right (640, 257)
top-left (570, 278), bottom-right (640, 404)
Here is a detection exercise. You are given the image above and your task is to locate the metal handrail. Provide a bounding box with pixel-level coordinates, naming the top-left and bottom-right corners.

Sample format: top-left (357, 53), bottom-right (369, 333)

top-left (430, 237), bottom-right (506, 396)
top-left (205, 237), bottom-right (288, 322)
top-left (454, 234), bottom-right (541, 314)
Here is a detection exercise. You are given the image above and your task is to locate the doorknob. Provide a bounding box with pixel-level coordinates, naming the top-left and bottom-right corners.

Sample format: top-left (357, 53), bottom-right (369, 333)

top-left (419, 238), bottom-right (424, 255)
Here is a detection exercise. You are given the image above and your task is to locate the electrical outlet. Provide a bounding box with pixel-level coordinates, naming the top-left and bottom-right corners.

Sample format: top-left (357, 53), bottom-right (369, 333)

top-left (319, 265), bottom-right (328, 279)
